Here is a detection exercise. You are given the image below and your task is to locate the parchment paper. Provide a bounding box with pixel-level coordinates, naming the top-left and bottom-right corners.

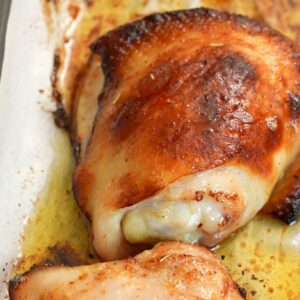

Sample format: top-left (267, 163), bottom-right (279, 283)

top-left (0, 0), bottom-right (56, 296)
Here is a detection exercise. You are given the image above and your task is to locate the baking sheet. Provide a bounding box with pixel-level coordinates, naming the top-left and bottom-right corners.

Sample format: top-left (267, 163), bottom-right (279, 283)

top-left (0, 0), bottom-right (11, 78)
top-left (0, 0), bottom-right (56, 297)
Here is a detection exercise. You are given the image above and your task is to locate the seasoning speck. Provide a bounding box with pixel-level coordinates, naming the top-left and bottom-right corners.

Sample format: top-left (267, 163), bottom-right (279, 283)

top-left (265, 116), bottom-right (278, 131)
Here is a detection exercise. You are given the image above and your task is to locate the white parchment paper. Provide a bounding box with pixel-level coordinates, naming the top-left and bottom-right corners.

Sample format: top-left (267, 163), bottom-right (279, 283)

top-left (0, 0), bottom-right (56, 297)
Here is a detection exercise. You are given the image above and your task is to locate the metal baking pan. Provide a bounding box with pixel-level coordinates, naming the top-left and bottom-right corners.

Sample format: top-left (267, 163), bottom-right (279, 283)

top-left (0, 0), bottom-right (11, 78)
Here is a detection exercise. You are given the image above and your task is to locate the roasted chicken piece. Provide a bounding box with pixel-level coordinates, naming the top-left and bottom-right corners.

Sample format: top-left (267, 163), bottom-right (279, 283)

top-left (9, 242), bottom-right (245, 300)
top-left (73, 8), bottom-right (300, 260)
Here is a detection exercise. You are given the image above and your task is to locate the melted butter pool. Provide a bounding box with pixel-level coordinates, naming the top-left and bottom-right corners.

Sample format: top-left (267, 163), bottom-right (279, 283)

top-left (15, 130), bottom-right (96, 274)
top-left (216, 215), bottom-right (300, 299)
top-left (15, 129), bottom-right (300, 299)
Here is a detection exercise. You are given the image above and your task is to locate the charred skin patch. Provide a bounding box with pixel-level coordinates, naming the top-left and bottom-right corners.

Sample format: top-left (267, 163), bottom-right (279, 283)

top-left (287, 91), bottom-right (300, 120)
top-left (273, 196), bottom-right (300, 224)
top-left (90, 8), bottom-right (278, 79)
top-left (51, 53), bottom-right (70, 129)
top-left (9, 275), bottom-right (27, 300)
top-left (116, 173), bottom-right (160, 207)
top-left (109, 48), bottom-right (283, 183)
top-left (263, 153), bottom-right (300, 224)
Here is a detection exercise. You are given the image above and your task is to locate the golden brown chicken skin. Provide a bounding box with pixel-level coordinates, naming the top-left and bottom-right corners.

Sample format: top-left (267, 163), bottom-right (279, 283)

top-left (73, 8), bottom-right (300, 260)
top-left (9, 242), bottom-right (245, 300)
top-left (263, 152), bottom-right (300, 224)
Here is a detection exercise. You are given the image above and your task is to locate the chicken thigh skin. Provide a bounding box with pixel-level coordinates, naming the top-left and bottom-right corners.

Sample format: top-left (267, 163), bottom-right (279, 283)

top-left (74, 8), bottom-right (300, 260)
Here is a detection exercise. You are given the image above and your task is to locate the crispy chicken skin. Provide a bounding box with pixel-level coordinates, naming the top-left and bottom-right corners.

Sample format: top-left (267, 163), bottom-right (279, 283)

top-left (9, 242), bottom-right (245, 300)
top-left (73, 8), bottom-right (300, 260)
top-left (262, 152), bottom-right (300, 224)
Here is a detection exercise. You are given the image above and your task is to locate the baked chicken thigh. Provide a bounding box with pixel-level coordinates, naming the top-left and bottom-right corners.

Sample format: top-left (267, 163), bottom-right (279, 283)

top-left (73, 8), bottom-right (300, 260)
top-left (9, 242), bottom-right (244, 300)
